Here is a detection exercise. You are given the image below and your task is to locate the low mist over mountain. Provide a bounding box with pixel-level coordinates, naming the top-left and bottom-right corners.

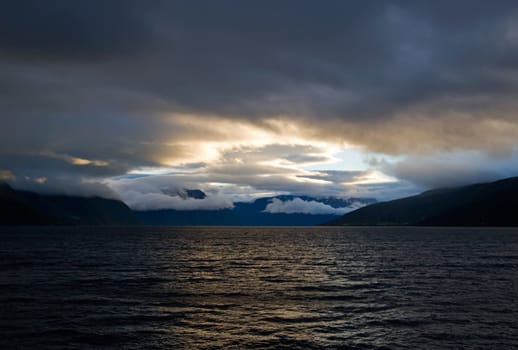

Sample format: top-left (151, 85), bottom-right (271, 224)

top-left (136, 194), bottom-right (375, 226)
top-left (0, 183), bottom-right (374, 226)
top-left (4, 176), bottom-right (518, 227)
top-left (326, 177), bottom-right (518, 226)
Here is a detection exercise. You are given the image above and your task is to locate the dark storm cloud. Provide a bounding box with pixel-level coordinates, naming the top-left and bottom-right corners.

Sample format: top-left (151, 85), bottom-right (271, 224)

top-left (4, 0), bottom-right (518, 117)
top-left (0, 0), bottom-right (156, 59)
top-left (2, 0), bottom-right (518, 196)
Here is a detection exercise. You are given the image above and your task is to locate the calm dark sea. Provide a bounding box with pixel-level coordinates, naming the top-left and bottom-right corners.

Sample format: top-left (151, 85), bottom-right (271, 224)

top-left (1, 226), bottom-right (518, 349)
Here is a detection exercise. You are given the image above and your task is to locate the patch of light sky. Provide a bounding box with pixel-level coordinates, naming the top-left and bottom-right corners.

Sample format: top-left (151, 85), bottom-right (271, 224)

top-left (302, 147), bottom-right (401, 172)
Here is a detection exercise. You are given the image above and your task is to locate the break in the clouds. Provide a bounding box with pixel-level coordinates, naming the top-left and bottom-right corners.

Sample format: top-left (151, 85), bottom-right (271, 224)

top-left (2, 0), bottom-right (518, 207)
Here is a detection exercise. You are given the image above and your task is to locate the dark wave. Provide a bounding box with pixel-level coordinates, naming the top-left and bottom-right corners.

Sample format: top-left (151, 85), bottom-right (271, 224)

top-left (1, 226), bottom-right (517, 349)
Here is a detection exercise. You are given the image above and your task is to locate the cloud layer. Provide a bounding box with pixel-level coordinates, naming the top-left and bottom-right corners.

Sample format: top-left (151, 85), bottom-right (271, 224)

top-left (263, 198), bottom-right (367, 215)
top-left (2, 1), bottom-right (518, 203)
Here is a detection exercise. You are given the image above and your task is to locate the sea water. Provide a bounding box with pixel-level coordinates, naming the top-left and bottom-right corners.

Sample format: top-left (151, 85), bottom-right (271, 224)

top-left (1, 226), bottom-right (517, 349)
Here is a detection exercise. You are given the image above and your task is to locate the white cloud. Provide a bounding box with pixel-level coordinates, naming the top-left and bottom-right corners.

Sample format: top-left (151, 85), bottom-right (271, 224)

top-left (106, 176), bottom-right (234, 210)
top-left (263, 197), bottom-right (367, 215)
top-left (119, 190), bottom-right (234, 211)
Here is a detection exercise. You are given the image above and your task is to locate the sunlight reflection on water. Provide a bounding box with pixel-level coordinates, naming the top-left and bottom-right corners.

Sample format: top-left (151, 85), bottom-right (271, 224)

top-left (1, 226), bottom-right (518, 349)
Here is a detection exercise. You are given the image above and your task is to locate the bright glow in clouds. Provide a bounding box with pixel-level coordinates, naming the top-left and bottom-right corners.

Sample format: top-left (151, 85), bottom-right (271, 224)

top-left (157, 115), bottom-right (345, 167)
top-left (343, 170), bottom-right (398, 185)
top-left (104, 124), bottom-right (412, 211)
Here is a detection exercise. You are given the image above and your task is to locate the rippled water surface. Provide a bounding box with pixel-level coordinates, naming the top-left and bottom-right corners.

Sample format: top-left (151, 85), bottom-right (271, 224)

top-left (1, 226), bottom-right (518, 349)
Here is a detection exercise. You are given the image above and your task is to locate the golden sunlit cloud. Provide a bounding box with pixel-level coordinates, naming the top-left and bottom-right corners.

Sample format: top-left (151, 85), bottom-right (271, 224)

top-left (343, 170), bottom-right (398, 185)
top-left (39, 152), bottom-right (109, 167)
top-left (23, 176), bottom-right (47, 184)
top-left (0, 170), bottom-right (16, 181)
top-left (67, 157), bottom-right (109, 167)
top-left (154, 114), bottom-right (354, 171)
top-left (34, 177), bottom-right (47, 184)
top-left (68, 157), bottom-right (108, 166)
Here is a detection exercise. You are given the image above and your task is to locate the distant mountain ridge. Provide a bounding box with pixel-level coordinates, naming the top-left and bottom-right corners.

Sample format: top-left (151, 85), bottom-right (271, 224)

top-left (161, 188), bottom-right (207, 200)
top-left (325, 176), bottom-right (518, 226)
top-left (0, 183), bottom-right (138, 225)
top-left (0, 183), bottom-right (375, 226)
top-left (136, 195), bottom-right (376, 226)
top-left (6, 176), bottom-right (518, 227)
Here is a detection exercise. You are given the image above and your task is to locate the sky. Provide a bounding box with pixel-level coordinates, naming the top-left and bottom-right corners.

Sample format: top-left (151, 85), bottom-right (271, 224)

top-left (2, 0), bottom-right (518, 211)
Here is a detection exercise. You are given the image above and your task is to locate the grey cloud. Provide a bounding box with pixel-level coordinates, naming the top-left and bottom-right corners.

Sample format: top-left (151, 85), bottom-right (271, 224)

top-left (218, 144), bottom-right (330, 163)
top-left (107, 175), bottom-right (233, 210)
top-left (343, 181), bottom-right (421, 201)
top-left (0, 0), bottom-right (156, 59)
top-left (119, 191), bottom-right (233, 211)
top-left (284, 154), bottom-right (332, 164)
top-left (263, 197), bottom-right (366, 215)
top-left (385, 151), bottom-right (518, 189)
top-left (2, 1), bottom-right (518, 198)
top-left (300, 170), bottom-right (369, 184)
top-left (4, 1), bottom-right (518, 121)
top-left (9, 176), bottom-right (118, 199)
